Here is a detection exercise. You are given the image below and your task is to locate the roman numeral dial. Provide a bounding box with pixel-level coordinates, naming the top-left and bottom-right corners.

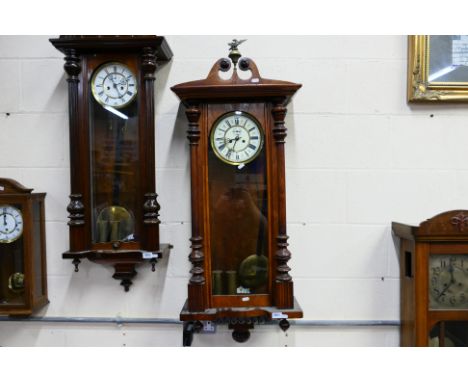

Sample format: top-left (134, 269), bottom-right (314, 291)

top-left (0, 205), bottom-right (23, 243)
top-left (91, 62), bottom-right (138, 109)
top-left (210, 111), bottom-right (264, 165)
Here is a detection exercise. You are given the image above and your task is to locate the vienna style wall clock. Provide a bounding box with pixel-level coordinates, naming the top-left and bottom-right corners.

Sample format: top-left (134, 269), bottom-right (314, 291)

top-left (0, 178), bottom-right (48, 316)
top-left (172, 40), bottom-right (303, 345)
top-left (393, 210), bottom-right (468, 346)
top-left (50, 36), bottom-right (173, 291)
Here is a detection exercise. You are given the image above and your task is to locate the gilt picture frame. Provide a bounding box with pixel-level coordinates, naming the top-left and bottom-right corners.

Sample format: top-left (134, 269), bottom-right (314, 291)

top-left (408, 35), bottom-right (468, 102)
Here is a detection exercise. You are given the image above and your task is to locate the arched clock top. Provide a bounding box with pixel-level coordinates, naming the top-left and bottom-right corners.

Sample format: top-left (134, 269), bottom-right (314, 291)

top-left (171, 40), bottom-right (301, 104)
top-left (0, 178), bottom-right (33, 194)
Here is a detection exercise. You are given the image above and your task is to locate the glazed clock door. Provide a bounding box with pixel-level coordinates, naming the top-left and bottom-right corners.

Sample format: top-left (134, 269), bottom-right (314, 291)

top-left (207, 104), bottom-right (272, 307)
top-left (427, 250), bottom-right (468, 346)
top-left (87, 56), bottom-right (141, 247)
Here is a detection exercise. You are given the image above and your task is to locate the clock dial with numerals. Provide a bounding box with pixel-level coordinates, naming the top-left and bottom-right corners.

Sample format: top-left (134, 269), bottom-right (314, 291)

top-left (429, 254), bottom-right (468, 309)
top-left (91, 62), bottom-right (137, 108)
top-left (0, 205), bottom-right (23, 243)
top-left (210, 111), bottom-right (264, 165)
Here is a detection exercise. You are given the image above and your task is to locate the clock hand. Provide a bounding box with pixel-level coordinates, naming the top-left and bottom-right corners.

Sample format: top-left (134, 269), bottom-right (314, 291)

top-left (113, 83), bottom-right (123, 97)
top-left (226, 135), bottom-right (240, 146)
top-left (436, 264), bottom-right (456, 301)
top-left (232, 135), bottom-right (241, 150)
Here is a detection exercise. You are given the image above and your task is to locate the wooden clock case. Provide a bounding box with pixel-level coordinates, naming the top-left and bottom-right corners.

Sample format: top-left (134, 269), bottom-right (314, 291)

top-left (393, 210), bottom-right (468, 346)
top-left (172, 44), bottom-right (303, 344)
top-left (0, 178), bottom-right (48, 316)
top-left (50, 36), bottom-right (173, 291)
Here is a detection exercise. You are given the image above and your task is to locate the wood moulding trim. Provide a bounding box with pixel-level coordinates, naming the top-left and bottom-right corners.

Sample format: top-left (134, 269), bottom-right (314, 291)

top-left (50, 36), bottom-right (173, 62)
top-left (171, 57), bottom-right (301, 104)
top-left (0, 178), bottom-right (33, 194)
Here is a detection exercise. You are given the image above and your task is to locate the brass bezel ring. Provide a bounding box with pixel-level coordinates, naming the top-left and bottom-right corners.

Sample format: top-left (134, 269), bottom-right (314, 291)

top-left (90, 61), bottom-right (138, 109)
top-left (210, 111), bottom-right (265, 166)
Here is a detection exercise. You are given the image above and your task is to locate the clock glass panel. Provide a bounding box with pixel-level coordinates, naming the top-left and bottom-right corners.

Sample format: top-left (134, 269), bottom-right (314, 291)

top-left (429, 254), bottom-right (468, 310)
top-left (32, 199), bottom-right (45, 298)
top-left (0, 204), bottom-right (26, 305)
top-left (429, 321), bottom-right (468, 346)
top-left (89, 81), bottom-right (141, 244)
top-left (208, 116), bottom-right (269, 296)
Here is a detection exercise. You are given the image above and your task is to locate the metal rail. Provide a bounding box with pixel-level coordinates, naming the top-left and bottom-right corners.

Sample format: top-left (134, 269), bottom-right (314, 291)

top-left (0, 316), bottom-right (400, 327)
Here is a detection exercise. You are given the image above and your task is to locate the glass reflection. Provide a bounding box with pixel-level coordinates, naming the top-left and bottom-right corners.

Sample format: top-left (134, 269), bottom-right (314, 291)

top-left (209, 135), bottom-right (268, 296)
top-left (429, 35), bottom-right (468, 83)
top-left (89, 97), bottom-right (139, 244)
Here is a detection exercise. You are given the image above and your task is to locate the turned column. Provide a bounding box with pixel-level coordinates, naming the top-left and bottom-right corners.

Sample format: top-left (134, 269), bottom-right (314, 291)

top-left (63, 49), bottom-right (86, 252)
top-left (186, 105), bottom-right (206, 311)
top-left (272, 102), bottom-right (294, 309)
top-left (141, 46), bottom-right (160, 250)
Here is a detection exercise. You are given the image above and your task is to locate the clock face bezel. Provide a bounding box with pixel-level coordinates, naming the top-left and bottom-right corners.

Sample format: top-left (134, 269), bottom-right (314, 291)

top-left (0, 205), bottom-right (24, 244)
top-left (90, 61), bottom-right (138, 109)
top-left (429, 253), bottom-right (468, 310)
top-left (210, 111), bottom-right (264, 166)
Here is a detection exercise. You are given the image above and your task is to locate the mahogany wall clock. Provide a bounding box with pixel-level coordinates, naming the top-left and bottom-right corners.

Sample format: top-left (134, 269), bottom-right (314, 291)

top-left (393, 210), bottom-right (468, 346)
top-left (0, 178), bottom-right (48, 316)
top-left (172, 40), bottom-right (303, 345)
top-left (50, 36), bottom-right (173, 291)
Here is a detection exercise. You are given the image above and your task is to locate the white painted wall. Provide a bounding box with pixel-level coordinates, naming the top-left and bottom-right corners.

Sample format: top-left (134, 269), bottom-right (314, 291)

top-left (1, 35), bottom-right (466, 346)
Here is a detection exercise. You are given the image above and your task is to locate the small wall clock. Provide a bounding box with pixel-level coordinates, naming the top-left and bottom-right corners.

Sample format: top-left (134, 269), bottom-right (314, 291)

top-left (0, 178), bottom-right (48, 316)
top-left (393, 210), bottom-right (468, 346)
top-left (50, 36), bottom-right (173, 291)
top-left (172, 40), bottom-right (303, 345)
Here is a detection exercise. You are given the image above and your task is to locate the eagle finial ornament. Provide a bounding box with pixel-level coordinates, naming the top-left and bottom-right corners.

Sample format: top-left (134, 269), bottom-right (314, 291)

top-left (228, 39), bottom-right (247, 68)
top-left (228, 39), bottom-right (247, 51)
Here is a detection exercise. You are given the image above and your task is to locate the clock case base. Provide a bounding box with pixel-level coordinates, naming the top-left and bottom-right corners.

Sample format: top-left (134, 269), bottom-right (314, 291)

top-left (393, 210), bottom-right (468, 346)
top-left (180, 298), bottom-right (303, 346)
top-left (63, 243), bottom-right (172, 292)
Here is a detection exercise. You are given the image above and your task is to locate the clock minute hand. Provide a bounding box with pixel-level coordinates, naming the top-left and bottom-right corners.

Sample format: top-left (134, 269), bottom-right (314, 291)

top-left (436, 265), bottom-right (456, 301)
top-left (113, 83), bottom-right (122, 97)
top-left (232, 135), bottom-right (241, 150)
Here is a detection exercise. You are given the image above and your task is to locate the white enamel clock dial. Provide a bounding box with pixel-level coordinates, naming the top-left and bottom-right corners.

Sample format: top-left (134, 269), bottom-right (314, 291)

top-left (210, 111), bottom-right (264, 165)
top-left (0, 205), bottom-right (23, 243)
top-left (91, 62), bottom-right (138, 108)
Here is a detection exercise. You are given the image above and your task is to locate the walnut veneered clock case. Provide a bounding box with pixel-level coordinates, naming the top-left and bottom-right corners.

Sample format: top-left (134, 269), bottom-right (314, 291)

top-left (393, 210), bottom-right (468, 347)
top-left (0, 178), bottom-right (48, 316)
top-left (50, 36), bottom-right (173, 291)
top-left (171, 40), bottom-right (303, 345)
